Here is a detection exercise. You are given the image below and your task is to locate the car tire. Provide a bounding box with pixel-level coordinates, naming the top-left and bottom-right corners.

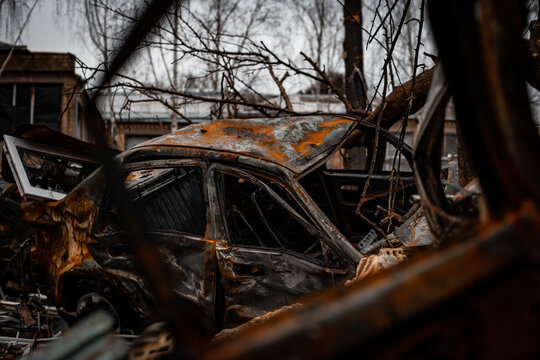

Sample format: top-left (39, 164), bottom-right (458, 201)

top-left (64, 278), bottom-right (139, 334)
top-left (76, 291), bottom-right (123, 330)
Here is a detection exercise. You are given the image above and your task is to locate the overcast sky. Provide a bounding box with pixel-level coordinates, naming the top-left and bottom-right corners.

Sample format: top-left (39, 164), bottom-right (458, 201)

top-left (14, 0), bottom-right (95, 67)
top-left (1, 0), bottom-right (448, 101)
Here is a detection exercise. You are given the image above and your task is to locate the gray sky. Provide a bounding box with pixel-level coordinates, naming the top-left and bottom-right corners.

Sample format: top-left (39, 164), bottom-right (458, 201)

top-left (3, 0), bottom-right (445, 102)
top-left (16, 0), bottom-right (94, 67)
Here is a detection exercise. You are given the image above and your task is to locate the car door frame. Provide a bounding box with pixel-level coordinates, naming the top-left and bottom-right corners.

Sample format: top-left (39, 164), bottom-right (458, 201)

top-left (207, 162), bottom-right (359, 326)
top-left (88, 158), bottom-right (219, 330)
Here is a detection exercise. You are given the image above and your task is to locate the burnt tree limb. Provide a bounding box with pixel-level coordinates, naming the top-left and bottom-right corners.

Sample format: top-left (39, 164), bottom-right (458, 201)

top-left (343, 66), bottom-right (435, 148)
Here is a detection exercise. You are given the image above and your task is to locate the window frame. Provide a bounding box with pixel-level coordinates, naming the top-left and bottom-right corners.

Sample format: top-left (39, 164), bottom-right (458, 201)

top-left (323, 125), bottom-right (415, 173)
top-left (213, 164), bottom-right (335, 265)
top-left (0, 83), bottom-right (62, 128)
top-left (93, 159), bottom-right (209, 239)
top-left (3, 134), bottom-right (99, 201)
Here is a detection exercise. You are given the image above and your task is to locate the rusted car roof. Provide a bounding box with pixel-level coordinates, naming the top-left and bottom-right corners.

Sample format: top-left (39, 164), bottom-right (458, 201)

top-left (136, 115), bottom-right (356, 174)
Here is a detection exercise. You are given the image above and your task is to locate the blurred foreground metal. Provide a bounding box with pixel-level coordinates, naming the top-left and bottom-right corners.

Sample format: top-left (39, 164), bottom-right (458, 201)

top-left (201, 0), bottom-right (540, 358)
top-left (2, 0), bottom-right (539, 358)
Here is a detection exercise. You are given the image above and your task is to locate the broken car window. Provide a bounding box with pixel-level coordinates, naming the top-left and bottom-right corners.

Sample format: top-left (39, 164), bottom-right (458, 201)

top-left (217, 172), bottom-right (324, 261)
top-left (19, 148), bottom-right (96, 194)
top-left (325, 130), bottom-right (413, 173)
top-left (326, 147), bottom-right (369, 171)
top-left (2, 135), bottom-right (100, 200)
top-left (96, 166), bottom-right (206, 236)
top-left (300, 129), bottom-right (417, 244)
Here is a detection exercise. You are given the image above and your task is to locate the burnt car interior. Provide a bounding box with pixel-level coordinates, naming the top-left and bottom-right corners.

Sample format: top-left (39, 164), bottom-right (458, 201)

top-left (217, 171), bottom-right (327, 264)
top-left (96, 166), bottom-right (206, 237)
top-left (3, 134), bottom-right (100, 201)
top-left (300, 132), bottom-right (416, 244)
top-left (79, 165), bottom-right (210, 329)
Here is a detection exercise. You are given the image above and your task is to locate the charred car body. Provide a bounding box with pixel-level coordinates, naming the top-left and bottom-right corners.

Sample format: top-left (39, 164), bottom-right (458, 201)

top-left (1, 116), bottom-right (418, 332)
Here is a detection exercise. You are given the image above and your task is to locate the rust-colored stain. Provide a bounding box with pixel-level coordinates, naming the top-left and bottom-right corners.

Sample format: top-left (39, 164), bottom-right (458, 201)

top-left (125, 168), bottom-right (167, 184)
top-left (135, 116), bottom-right (356, 173)
top-left (24, 189), bottom-right (97, 300)
top-left (6, 115), bottom-right (363, 334)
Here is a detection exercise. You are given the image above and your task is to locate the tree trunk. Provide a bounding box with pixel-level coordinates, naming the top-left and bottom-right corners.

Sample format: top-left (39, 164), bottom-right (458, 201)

top-left (343, 0), bottom-right (366, 110)
top-left (455, 118), bottom-right (475, 187)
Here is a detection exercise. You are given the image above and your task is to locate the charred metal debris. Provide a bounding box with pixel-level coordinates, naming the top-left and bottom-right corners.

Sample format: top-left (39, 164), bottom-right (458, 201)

top-left (0, 110), bottom-right (479, 356)
top-left (0, 0), bottom-right (538, 358)
top-left (0, 115), bottom-right (429, 333)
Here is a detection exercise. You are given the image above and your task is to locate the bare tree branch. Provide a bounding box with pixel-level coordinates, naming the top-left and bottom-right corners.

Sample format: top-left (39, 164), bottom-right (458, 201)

top-left (343, 66), bottom-right (435, 148)
top-left (267, 62), bottom-right (293, 112)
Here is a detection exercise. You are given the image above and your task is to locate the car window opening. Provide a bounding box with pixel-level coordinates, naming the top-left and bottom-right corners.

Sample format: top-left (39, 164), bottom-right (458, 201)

top-left (96, 166), bottom-right (206, 237)
top-left (219, 172), bottom-right (326, 262)
top-left (300, 136), bottom-right (416, 246)
top-left (19, 147), bottom-right (96, 194)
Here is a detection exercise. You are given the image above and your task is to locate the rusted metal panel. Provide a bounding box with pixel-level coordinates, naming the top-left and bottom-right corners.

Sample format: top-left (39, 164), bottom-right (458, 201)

top-left (390, 208), bottom-right (433, 248)
top-left (200, 0), bottom-right (540, 358)
top-left (133, 116), bottom-right (356, 174)
top-left (204, 204), bottom-right (540, 359)
top-left (428, 0), bottom-right (540, 215)
top-left (216, 247), bottom-right (348, 328)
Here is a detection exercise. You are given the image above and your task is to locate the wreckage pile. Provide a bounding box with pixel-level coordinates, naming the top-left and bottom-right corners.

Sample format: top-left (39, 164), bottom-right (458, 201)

top-left (0, 0), bottom-right (538, 358)
top-left (0, 83), bottom-right (484, 358)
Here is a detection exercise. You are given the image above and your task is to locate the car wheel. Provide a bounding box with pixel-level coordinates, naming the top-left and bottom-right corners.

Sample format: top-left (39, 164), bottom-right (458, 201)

top-left (76, 291), bottom-right (122, 330)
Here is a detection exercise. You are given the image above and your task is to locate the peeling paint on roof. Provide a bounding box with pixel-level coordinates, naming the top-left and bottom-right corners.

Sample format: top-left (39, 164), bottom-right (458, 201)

top-left (135, 116), bottom-right (356, 173)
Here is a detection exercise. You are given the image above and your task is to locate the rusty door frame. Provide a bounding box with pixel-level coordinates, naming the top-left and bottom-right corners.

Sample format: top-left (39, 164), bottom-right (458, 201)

top-left (78, 157), bottom-right (219, 328)
top-left (207, 161), bottom-right (357, 326)
top-left (207, 162), bottom-right (360, 267)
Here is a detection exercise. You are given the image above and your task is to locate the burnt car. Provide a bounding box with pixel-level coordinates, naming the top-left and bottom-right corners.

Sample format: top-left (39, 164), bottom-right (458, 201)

top-left (1, 115), bottom-right (417, 332)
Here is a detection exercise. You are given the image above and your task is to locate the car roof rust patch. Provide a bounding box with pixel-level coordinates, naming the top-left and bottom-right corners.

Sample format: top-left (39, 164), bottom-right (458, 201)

top-left (134, 116), bottom-right (356, 174)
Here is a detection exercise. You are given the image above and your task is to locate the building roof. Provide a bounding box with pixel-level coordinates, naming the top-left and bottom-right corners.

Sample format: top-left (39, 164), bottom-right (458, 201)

top-left (135, 115), bottom-right (356, 174)
top-left (0, 41), bottom-right (28, 52)
top-left (0, 45), bottom-right (76, 73)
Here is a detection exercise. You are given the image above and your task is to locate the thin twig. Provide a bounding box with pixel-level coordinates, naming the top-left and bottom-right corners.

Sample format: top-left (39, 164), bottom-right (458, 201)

top-left (267, 62), bottom-right (293, 112)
